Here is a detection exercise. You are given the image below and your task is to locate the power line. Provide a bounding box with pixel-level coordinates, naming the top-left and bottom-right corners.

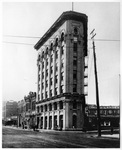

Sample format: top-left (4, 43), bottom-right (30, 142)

top-left (3, 41), bottom-right (34, 46)
top-left (3, 35), bottom-right (120, 42)
top-left (3, 35), bottom-right (40, 39)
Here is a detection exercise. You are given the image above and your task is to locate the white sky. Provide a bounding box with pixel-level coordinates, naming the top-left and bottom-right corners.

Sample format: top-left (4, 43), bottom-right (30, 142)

top-left (1, 1), bottom-right (120, 106)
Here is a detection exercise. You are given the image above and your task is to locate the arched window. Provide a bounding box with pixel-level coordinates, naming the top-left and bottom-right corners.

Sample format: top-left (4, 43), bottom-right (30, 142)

top-left (55, 38), bottom-right (58, 47)
top-left (74, 27), bottom-right (78, 35)
top-left (61, 32), bottom-right (64, 42)
top-left (50, 43), bottom-right (53, 51)
top-left (46, 47), bottom-right (48, 55)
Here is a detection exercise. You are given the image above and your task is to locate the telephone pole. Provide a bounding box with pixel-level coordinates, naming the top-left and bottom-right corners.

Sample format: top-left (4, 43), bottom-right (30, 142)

top-left (90, 29), bottom-right (101, 137)
top-left (72, 2), bottom-right (74, 11)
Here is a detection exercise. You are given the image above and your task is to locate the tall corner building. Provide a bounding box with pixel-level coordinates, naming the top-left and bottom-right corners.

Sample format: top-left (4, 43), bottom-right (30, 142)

top-left (34, 11), bottom-right (88, 130)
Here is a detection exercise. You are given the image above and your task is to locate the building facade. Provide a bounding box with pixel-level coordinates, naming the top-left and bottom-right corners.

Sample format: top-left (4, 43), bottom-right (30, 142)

top-left (2, 100), bottom-right (18, 125)
top-left (34, 11), bottom-right (88, 130)
top-left (18, 92), bottom-right (36, 129)
top-left (85, 104), bottom-right (120, 130)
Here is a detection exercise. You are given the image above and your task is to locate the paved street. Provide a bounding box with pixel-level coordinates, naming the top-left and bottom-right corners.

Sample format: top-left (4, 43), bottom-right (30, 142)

top-left (2, 126), bottom-right (120, 148)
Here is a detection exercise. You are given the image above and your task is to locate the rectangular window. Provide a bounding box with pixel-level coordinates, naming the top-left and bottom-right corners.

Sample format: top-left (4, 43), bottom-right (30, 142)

top-left (61, 46), bottom-right (64, 55)
top-left (39, 65), bottom-right (40, 71)
top-left (55, 51), bottom-right (58, 59)
top-left (46, 69), bottom-right (48, 77)
top-left (50, 66), bottom-right (53, 74)
top-left (51, 55), bottom-right (53, 63)
top-left (61, 62), bottom-right (64, 69)
top-left (60, 85), bottom-right (64, 93)
top-left (46, 80), bottom-right (48, 87)
top-left (38, 84), bottom-right (40, 91)
top-left (46, 58), bottom-right (48, 66)
top-left (55, 88), bottom-right (58, 95)
top-left (73, 43), bottom-right (77, 52)
top-left (73, 84), bottom-right (77, 92)
top-left (55, 64), bottom-right (58, 72)
top-left (42, 61), bottom-right (44, 69)
top-left (50, 90), bottom-right (52, 97)
top-left (55, 75), bottom-right (58, 84)
top-left (45, 91), bottom-right (48, 98)
top-left (73, 60), bottom-right (77, 66)
top-left (50, 78), bottom-right (53, 86)
top-left (38, 75), bottom-right (40, 81)
top-left (42, 93), bottom-right (43, 99)
top-left (42, 72), bottom-right (44, 79)
top-left (42, 82), bottom-right (44, 89)
top-left (73, 70), bottom-right (77, 80)
top-left (61, 72), bottom-right (64, 81)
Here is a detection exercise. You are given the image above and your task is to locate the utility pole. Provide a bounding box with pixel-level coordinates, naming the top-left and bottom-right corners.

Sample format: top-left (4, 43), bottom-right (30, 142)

top-left (72, 2), bottom-right (74, 11)
top-left (90, 29), bottom-right (101, 137)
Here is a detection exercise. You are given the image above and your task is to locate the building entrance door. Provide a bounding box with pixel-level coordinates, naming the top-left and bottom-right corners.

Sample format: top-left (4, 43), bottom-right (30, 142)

top-left (54, 116), bottom-right (57, 129)
top-left (59, 115), bottom-right (63, 129)
top-left (73, 115), bottom-right (77, 128)
top-left (49, 116), bottom-right (52, 129)
top-left (37, 117), bottom-right (39, 129)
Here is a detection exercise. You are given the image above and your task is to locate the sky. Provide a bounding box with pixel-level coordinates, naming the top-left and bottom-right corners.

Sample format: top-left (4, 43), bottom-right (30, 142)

top-left (1, 1), bottom-right (120, 106)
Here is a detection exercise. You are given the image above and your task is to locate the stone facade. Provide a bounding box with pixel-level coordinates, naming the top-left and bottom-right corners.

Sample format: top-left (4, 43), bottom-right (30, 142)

top-left (34, 11), bottom-right (88, 130)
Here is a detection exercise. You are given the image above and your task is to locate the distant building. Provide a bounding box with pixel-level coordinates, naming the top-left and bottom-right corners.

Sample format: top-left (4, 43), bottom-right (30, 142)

top-left (2, 100), bottom-right (18, 125)
top-left (34, 11), bottom-right (88, 130)
top-left (85, 104), bottom-right (120, 130)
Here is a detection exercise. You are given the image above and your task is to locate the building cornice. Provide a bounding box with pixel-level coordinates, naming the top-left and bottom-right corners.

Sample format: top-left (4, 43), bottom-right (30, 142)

top-left (34, 11), bottom-right (88, 50)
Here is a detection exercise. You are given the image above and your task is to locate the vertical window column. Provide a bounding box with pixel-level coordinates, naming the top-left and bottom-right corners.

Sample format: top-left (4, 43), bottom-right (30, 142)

top-left (40, 61), bottom-right (42, 100)
top-left (48, 52), bottom-right (51, 98)
top-left (44, 54), bottom-right (46, 99)
top-left (52, 103), bottom-right (54, 129)
top-left (57, 102), bottom-right (60, 127)
top-left (53, 49), bottom-right (56, 96)
top-left (58, 43), bottom-right (61, 95)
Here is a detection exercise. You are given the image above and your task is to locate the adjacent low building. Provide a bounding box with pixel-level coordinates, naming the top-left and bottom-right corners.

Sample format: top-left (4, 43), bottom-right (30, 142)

top-left (85, 104), bottom-right (120, 130)
top-left (17, 92), bottom-right (36, 129)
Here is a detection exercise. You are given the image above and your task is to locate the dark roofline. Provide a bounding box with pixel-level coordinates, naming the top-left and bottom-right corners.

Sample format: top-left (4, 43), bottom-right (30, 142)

top-left (34, 11), bottom-right (88, 50)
